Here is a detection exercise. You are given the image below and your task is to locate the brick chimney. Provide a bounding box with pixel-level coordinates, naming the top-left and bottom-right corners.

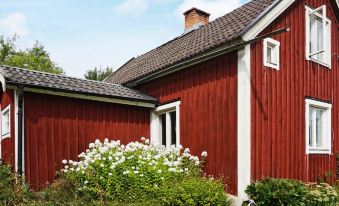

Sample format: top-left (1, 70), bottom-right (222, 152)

top-left (183, 8), bottom-right (210, 33)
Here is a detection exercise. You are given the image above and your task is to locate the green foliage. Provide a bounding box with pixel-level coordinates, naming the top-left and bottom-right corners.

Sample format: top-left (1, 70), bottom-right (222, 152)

top-left (0, 138), bottom-right (228, 205)
top-left (246, 178), bottom-right (309, 206)
top-left (61, 138), bottom-right (205, 203)
top-left (84, 66), bottom-right (113, 81)
top-left (159, 177), bottom-right (231, 206)
top-left (246, 178), bottom-right (338, 206)
top-left (0, 35), bottom-right (16, 63)
top-left (0, 165), bottom-right (33, 206)
top-left (306, 183), bottom-right (338, 206)
top-left (0, 35), bottom-right (64, 74)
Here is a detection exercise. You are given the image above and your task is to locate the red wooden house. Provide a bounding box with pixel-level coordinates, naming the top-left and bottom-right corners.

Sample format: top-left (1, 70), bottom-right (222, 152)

top-left (0, 0), bottom-right (338, 201)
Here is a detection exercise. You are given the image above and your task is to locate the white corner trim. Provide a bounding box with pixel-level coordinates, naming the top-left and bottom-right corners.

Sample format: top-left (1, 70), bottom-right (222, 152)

top-left (237, 45), bottom-right (251, 200)
top-left (18, 87), bottom-right (155, 108)
top-left (14, 90), bottom-right (18, 172)
top-left (242, 0), bottom-right (295, 41)
top-left (263, 38), bottom-right (280, 70)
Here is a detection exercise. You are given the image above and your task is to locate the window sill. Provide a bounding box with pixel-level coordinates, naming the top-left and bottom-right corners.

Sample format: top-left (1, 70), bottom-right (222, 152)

top-left (264, 62), bottom-right (279, 70)
top-left (307, 58), bottom-right (331, 69)
top-left (1, 133), bottom-right (10, 139)
top-left (306, 148), bottom-right (331, 155)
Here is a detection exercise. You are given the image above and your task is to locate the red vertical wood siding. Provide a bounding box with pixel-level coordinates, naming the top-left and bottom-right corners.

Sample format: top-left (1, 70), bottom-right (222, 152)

top-left (24, 92), bottom-right (150, 189)
top-left (0, 90), bottom-right (15, 167)
top-left (251, 0), bottom-right (338, 183)
top-left (137, 53), bottom-right (238, 195)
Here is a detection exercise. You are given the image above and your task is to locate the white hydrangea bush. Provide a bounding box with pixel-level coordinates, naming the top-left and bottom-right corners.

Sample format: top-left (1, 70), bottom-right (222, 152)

top-left (61, 137), bottom-right (207, 200)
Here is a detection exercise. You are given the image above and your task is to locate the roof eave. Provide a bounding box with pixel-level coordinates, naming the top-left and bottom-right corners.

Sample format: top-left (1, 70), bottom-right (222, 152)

top-left (5, 81), bottom-right (158, 108)
top-left (123, 0), bottom-right (296, 86)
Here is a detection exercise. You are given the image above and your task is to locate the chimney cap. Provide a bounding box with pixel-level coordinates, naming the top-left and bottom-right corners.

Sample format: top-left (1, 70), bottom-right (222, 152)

top-left (183, 7), bottom-right (210, 17)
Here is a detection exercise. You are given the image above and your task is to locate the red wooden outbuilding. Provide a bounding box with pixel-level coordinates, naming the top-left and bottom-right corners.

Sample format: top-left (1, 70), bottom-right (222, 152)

top-left (1, 0), bottom-right (338, 201)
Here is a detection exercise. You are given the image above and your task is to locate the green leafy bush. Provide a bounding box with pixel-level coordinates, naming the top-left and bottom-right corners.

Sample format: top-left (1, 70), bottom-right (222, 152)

top-left (159, 177), bottom-right (231, 206)
top-left (246, 178), bottom-right (338, 206)
top-left (0, 165), bottom-right (32, 205)
top-left (245, 178), bottom-right (309, 206)
top-left (60, 138), bottom-right (226, 204)
top-left (306, 183), bottom-right (338, 206)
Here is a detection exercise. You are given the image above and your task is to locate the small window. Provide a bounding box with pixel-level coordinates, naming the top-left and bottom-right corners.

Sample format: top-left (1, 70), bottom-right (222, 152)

top-left (263, 38), bottom-right (280, 70)
top-left (1, 105), bottom-right (10, 138)
top-left (305, 99), bottom-right (332, 154)
top-left (305, 5), bottom-right (331, 68)
top-left (151, 101), bottom-right (180, 147)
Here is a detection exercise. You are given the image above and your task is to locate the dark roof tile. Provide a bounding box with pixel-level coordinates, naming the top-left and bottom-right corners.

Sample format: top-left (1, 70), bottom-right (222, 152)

top-left (106, 0), bottom-right (275, 84)
top-left (0, 66), bottom-right (157, 103)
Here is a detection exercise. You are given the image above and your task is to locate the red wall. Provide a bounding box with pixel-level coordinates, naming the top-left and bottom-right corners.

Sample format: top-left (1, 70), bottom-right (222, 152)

top-left (24, 92), bottom-right (150, 189)
top-left (250, 0), bottom-right (339, 183)
top-left (0, 90), bottom-right (15, 167)
top-left (137, 53), bottom-right (238, 194)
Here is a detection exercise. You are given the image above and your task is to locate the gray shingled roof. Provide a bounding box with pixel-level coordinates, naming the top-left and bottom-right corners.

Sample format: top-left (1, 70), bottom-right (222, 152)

top-left (105, 0), bottom-right (276, 84)
top-left (0, 66), bottom-right (157, 103)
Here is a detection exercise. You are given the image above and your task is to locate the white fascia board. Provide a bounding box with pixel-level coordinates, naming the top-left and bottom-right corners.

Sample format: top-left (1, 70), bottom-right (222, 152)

top-left (237, 45), bottom-right (251, 200)
top-left (242, 0), bottom-right (295, 41)
top-left (7, 86), bottom-right (155, 108)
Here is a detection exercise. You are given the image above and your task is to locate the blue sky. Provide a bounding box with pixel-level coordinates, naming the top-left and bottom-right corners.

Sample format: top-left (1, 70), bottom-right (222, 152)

top-left (0, 0), bottom-right (249, 77)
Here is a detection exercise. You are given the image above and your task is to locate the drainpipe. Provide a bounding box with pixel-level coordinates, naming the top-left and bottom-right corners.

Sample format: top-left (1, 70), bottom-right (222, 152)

top-left (17, 84), bottom-right (24, 176)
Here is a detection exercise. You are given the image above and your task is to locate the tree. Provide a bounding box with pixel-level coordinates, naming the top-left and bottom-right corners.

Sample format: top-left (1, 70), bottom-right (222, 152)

top-left (84, 66), bottom-right (113, 81)
top-left (0, 35), bottom-right (64, 74)
top-left (0, 35), bottom-right (16, 63)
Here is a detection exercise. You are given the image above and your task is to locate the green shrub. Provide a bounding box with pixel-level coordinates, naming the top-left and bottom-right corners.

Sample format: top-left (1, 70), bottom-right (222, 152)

top-left (245, 178), bottom-right (309, 206)
top-left (246, 178), bottom-right (338, 206)
top-left (0, 164), bottom-right (33, 205)
top-left (306, 183), bottom-right (338, 206)
top-left (159, 177), bottom-right (231, 206)
top-left (60, 138), bottom-right (211, 203)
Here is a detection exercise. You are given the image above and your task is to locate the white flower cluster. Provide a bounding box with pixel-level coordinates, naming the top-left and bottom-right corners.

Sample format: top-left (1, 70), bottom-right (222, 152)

top-left (61, 138), bottom-right (208, 181)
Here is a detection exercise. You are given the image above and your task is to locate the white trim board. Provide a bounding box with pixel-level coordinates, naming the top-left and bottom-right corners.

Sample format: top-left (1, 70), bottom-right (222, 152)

top-left (5, 86), bottom-right (156, 108)
top-left (237, 45), bottom-right (251, 200)
top-left (242, 0), bottom-right (295, 41)
top-left (14, 90), bottom-right (18, 172)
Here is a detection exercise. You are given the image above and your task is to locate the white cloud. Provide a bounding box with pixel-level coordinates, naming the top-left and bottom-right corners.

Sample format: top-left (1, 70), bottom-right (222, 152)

top-left (114, 0), bottom-right (148, 16)
top-left (0, 12), bottom-right (28, 37)
top-left (176, 0), bottom-right (242, 20)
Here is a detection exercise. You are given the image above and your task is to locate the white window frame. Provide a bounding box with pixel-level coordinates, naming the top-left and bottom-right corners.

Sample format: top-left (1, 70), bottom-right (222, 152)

top-left (263, 38), bottom-right (280, 70)
top-left (305, 5), bottom-right (332, 68)
top-left (1, 105), bottom-right (11, 139)
top-left (305, 99), bottom-right (332, 154)
top-left (150, 101), bottom-right (180, 147)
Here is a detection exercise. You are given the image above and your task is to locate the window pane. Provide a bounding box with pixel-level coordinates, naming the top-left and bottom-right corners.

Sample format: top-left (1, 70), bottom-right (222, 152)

top-left (316, 18), bottom-right (324, 61)
top-left (309, 108), bottom-right (313, 147)
top-left (267, 46), bottom-right (272, 63)
top-left (161, 114), bottom-right (166, 146)
top-left (315, 108), bottom-right (324, 147)
top-left (170, 111), bottom-right (176, 146)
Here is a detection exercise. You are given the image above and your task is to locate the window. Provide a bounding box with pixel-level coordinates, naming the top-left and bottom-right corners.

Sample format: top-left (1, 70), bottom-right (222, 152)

top-left (1, 105), bottom-right (10, 138)
top-left (151, 101), bottom-right (180, 147)
top-left (305, 99), bottom-right (331, 154)
top-left (305, 5), bottom-right (331, 67)
top-left (263, 38), bottom-right (280, 70)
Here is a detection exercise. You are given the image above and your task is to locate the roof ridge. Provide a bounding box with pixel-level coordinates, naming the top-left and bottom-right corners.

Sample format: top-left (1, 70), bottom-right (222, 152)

top-left (106, 0), bottom-right (276, 84)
